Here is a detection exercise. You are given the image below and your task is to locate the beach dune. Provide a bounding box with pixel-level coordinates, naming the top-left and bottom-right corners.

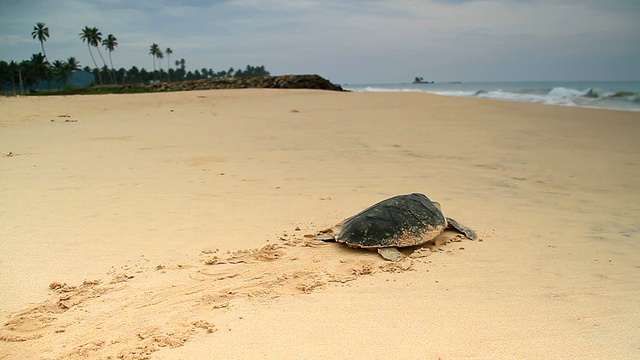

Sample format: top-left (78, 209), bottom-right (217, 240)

top-left (1, 90), bottom-right (639, 359)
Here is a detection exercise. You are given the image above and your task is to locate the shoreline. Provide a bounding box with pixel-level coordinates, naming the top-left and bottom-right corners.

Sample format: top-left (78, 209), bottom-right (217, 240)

top-left (1, 90), bottom-right (639, 358)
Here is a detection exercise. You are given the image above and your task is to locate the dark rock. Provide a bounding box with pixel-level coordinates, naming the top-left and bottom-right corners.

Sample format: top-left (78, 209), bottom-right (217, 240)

top-left (125, 74), bottom-right (343, 93)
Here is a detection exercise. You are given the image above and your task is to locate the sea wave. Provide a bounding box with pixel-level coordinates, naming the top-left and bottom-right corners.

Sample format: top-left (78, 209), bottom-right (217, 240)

top-left (543, 87), bottom-right (640, 109)
top-left (345, 83), bottom-right (640, 111)
top-left (359, 86), bottom-right (422, 93)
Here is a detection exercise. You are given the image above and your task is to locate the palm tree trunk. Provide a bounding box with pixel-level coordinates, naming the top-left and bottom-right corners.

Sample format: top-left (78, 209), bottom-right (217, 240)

top-left (166, 55), bottom-right (170, 82)
top-left (152, 57), bottom-right (156, 81)
top-left (95, 47), bottom-right (113, 84)
top-left (40, 42), bottom-right (48, 63)
top-left (39, 41), bottom-right (56, 80)
top-left (18, 68), bottom-right (24, 94)
top-left (108, 51), bottom-right (116, 84)
top-left (87, 43), bottom-right (102, 85)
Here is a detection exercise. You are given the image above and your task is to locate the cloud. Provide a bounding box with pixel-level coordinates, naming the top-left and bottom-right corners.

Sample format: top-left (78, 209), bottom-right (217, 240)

top-left (0, 0), bottom-right (638, 82)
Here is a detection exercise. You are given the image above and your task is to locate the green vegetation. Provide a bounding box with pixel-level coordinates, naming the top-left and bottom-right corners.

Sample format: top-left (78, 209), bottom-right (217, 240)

top-left (31, 85), bottom-right (173, 96)
top-left (1, 21), bottom-right (271, 95)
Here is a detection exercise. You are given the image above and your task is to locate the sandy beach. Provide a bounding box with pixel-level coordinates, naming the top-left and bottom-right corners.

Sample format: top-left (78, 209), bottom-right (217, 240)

top-left (1, 89), bottom-right (639, 359)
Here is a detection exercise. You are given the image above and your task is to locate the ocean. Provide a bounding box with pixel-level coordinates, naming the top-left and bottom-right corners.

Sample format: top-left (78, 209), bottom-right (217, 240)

top-left (343, 81), bottom-right (640, 112)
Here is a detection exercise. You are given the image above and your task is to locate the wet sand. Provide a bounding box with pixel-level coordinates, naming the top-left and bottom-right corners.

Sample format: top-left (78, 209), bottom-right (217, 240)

top-left (1, 90), bottom-right (639, 359)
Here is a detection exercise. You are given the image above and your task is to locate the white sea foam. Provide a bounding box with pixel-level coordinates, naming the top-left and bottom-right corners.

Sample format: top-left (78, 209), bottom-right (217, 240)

top-left (428, 90), bottom-right (479, 97)
top-left (479, 88), bottom-right (578, 106)
top-left (360, 86), bottom-right (421, 93)
top-left (344, 82), bottom-right (640, 111)
top-left (548, 87), bottom-right (586, 98)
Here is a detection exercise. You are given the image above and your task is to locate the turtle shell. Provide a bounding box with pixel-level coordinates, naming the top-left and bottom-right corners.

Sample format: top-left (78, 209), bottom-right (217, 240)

top-left (333, 193), bottom-right (446, 248)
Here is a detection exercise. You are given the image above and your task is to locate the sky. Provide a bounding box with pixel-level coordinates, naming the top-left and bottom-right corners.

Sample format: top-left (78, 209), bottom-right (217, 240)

top-left (0, 0), bottom-right (639, 84)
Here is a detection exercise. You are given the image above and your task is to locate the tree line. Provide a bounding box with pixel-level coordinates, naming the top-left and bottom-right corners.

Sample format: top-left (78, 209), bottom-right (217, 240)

top-left (1, 22), bottom-right (270, 93)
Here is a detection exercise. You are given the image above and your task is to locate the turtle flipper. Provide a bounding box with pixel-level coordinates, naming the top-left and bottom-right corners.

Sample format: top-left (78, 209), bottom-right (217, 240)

top-left (315, 234), bottom-right (336, 242)
top-left (446, 217), bottom-right (477, 240)
top-left (377, 247), bottom-right (404, 262)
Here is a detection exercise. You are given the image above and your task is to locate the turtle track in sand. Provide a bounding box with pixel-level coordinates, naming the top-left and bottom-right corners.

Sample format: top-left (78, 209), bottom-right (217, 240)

top-left (0, 230), bottom-right (472, 359)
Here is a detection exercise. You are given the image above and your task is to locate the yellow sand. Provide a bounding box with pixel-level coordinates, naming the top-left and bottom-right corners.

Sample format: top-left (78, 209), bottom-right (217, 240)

top-left (1, 90), bottom-right (638, 359)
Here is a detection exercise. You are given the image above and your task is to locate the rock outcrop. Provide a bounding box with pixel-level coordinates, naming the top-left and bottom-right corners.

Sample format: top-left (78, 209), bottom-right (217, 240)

top-left (110, 74), bottom-right (344, 92)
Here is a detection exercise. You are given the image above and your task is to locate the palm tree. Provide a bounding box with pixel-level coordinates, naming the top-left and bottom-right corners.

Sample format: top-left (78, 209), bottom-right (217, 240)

top-left (102, 34), bottom-right (118, 83)
top-left (176, 58), bottom-right (186, 80)
top-left (89, 28), bottom-right (111, 84)
top-left (52, 60), bottom-right (72, 88)
top-left (174, 59), bottom-right (184, 80)
top-left (0, 61), bottom-right (21, 94)
top-left (80, 26), bottom-right (103, 85)
top-left (31, 22), bottom-right (50, 63)
top-left (156, 50), bottom-right (164, 81)
top-left (22, 53), bottom-right (50, 89)
top-left (149, 43), bottom-right (160, 80)
top-left (10, 61), bottom-right (22, 93)
top-left (165, 47), bottom-right (173, 81)
top-left (0, 61), bottom-right (8, 93)
top-left (67, 57), bottom-right (81, 72)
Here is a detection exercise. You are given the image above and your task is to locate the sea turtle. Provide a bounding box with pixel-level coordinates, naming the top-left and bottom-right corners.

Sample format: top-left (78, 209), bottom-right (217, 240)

top-left (317, 193), bottom-right (477, 261)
